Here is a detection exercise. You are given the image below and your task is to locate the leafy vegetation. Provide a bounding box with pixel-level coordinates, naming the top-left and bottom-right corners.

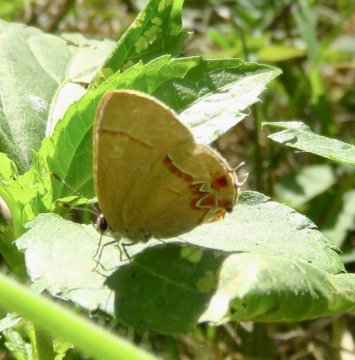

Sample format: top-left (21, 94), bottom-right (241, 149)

top-left (0, 0), bottom-right (354, 359)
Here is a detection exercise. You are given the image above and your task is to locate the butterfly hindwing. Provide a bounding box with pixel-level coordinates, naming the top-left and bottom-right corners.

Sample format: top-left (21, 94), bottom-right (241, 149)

top-left (124, 143), bottom-right (238, 239)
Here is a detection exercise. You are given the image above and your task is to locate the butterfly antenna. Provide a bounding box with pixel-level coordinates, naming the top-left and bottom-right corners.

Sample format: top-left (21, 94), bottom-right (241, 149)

top-left (51, 172), bottom-right (83, 198)
top-left (50, 172), bottom-right (100, 216)
top-left (232, 161), bottom-right (245, 172)
top-left (231, 162), bottom-right (248, 187)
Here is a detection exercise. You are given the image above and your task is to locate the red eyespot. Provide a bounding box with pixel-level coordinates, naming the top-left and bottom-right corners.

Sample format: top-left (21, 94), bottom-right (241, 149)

top-left (199, 195), bottom-right (216, 207)
top-left (212, 175), bottom-right (229, 190)
top-left (189, 184), bottom-right (201, 195)
top-left (189, 198), bottom-right (199, 210)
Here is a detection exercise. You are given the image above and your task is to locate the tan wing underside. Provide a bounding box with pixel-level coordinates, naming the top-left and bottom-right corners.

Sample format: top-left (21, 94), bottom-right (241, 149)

top-left (123, 143), bottom-right (237, 239)
top-left (93, 90), bottom-right (193, 235)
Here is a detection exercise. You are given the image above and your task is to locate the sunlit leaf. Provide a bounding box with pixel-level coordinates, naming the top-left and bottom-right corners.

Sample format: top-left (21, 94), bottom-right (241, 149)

top-left (91, 0), bottom-right (187, 87)
top-left (16, 192), bottom-right (355, 334)
top-left (263, 121), bottom-right (355, 166)
top-left (0, 21), bottom-right (114, 172)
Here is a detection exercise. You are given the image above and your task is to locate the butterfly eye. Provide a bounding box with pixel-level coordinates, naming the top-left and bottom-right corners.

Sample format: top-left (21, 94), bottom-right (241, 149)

top-left (96, 214), bottom-right (109, 233)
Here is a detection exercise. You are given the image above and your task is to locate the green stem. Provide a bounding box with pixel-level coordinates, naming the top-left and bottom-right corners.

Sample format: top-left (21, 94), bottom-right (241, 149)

top-left (0, 273), bottom-right (157, 360)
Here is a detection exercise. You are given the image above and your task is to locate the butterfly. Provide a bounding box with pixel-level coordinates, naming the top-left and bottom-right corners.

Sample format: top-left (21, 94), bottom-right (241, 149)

top-left (93, 90), bottom-right (240, 242)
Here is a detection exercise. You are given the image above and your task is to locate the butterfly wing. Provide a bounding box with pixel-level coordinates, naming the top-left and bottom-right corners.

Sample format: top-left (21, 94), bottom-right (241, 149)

top-left (93, 90), bottom-right (193, 237)
top-left (123, 142), bottom-right (238, 239)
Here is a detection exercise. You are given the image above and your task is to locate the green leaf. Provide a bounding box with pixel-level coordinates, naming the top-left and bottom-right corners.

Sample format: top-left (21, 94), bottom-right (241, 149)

top-left (262, 121), bottom-right (355, 166)
top-left (0, 313), bottom-right (21, 332)
top-left (91, 0), bottom-right (187, 87)
top-left (45, 57), bottom-right (279, 202)
top-left (274, 164), bottom-right (338, 209)
top-left (180, 62), bottom-right (281, 144)
top-left (2, 321), bottom-right (35, 360)
top-left (0, 20), bottom-right (114, 172)
top-left (106, 244), bottom-right (227, 334)
top-left (16, 213), bottom-right (117, 313)
top-left (107, 244), bottom-right (354, 333)
top-left (0, 172), bottom-right (38, 238)
top-left (0, 154), bottom-right (52, 239)
top-left (16, 191), bottom-right (355, 334)
top-left (0, 152), bottom-right (26, 274)
top-left (0, 152), bottom-right (18, 180)
top-left (201, 252), bottom-right (354, 323)
top-left (182, 191), bottom-right (342, 275)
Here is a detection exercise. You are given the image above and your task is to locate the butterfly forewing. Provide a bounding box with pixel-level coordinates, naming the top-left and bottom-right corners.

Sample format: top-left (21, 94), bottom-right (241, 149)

top-left (94, 90), bottom-right (193, 238)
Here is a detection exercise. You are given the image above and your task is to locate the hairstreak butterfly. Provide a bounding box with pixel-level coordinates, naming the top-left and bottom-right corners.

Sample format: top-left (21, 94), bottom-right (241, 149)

top-left (93, 90), bottom-right (240, 242)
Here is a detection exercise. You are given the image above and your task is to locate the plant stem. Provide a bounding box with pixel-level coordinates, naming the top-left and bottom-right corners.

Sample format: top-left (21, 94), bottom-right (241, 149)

top-left (0, 273), bottom-right (157, 360)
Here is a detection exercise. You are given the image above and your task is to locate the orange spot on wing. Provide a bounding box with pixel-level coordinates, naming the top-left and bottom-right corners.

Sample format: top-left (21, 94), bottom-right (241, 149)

top-left (189, 198), bottom-right (209, 223)
top-left (163, 156), bottom-right (193, 182)
top-left (189, 198), bottom-right (200, 211)
top-left (198, 195), bottom-right (216, 208)
top-left (189, 184), bottom-right (201, 195)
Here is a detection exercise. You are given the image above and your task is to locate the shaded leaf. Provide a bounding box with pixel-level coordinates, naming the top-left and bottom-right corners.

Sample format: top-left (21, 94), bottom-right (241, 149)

top-left (106, 244), bottom-right (227, 334)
